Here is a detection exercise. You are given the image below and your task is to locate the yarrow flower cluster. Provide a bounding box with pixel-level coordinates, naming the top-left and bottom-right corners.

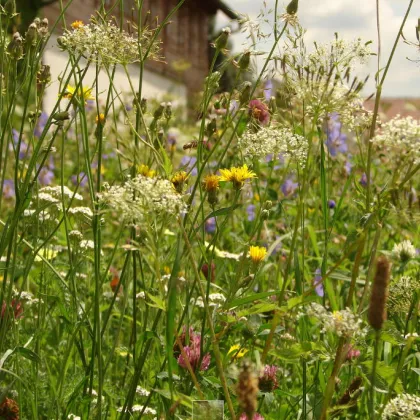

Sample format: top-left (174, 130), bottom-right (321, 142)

top-left (306, 303), bottom-right (364, 337)
top-left (239, 127), bottom-right (308, 167)
top-left (382, 393), bottom-right (420, 419)
top-left (391, 240), bottom-right (417, 262)
top-left (371, 116), bottom-right (420, 165)
top-left (99, 175), bottom-right (187, 225)
top-left (58, 18), bottom-right (161, 65)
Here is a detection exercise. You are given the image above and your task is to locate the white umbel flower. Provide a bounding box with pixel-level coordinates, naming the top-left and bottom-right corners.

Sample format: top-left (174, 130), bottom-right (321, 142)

top-left (306, 303), bottom-right (364, 337)
top-left (39, 186), bottom-right (83, 200)
top-left (392, 240), bottom-right (416, 262)
top-left (68, 206), bottom-right (93, 218)
top-left (371, 116), bottom-right (420, 165)
top-left (136, 386), bottom-right (150, 397)
top-left (99, 175), bottom-right (187, 225)
top-left (58, 18), bottom-right (160, 65)
top-left (382, 393), bottom-right (420, 419)
top-left (239, 126), bottom-right (308, 167)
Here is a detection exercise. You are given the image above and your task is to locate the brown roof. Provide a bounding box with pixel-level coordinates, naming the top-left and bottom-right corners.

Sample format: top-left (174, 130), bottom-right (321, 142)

top-left (364, 98), bottom-right (420, 120)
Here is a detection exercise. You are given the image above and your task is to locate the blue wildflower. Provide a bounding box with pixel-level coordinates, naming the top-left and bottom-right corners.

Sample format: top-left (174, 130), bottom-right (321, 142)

top-left (326, 113), bottom-right (348, 157)
top-left (34, 112), bottom-right (48, 138)
top-left (180, 155), bottom-right (197, 176)
top-left (281, 178), bottom-right (299, 197)
top-left (205, 217), bottom-right (216, 234)
top-left (313, 268), bottom-right (324, 297)
top-left (246, 204), bottom-right (256, 221)
top-left (359, 173), bottom-right (367, 187)
top-left (328, 200), bottom-right (336, 209)
top-left (264, 79), bottom-right (273, 101)
top-left (2, 179), bottom-right (15, 199)
top-left (38, 168), bottom-right (54, 185)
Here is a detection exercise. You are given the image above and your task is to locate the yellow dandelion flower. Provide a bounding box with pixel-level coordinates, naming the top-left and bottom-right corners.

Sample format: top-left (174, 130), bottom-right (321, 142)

top-left (249, 246), bottom-right (267, 264)
top-left (138, 164), bottom-right (156, 178)
top-left (171, 171), bottom-right (189, 193)
top-left (203, 174), bottom-right (221, 205)
top-left (219, 164), bottom-right (256, 189)
top-left (228, 344), bottom-right (248, 359)
top-left (63, 85), bottom-right (94, 104)
top-left (71, 20), bottom-right (84, 30)
top-left (203, 174), bottom-right (221, 192)
top-left (96, 113), bottom-right (106, 124)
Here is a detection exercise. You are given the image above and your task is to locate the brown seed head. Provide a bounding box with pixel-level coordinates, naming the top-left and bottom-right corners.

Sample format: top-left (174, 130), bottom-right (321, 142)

top-left (368, 256), bottom-right (391, 330)
top-left (236, 361), bottom-right (259, 420)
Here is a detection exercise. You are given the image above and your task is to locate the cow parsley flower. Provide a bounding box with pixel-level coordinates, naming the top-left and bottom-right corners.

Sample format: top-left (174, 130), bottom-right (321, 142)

top-left (281, 28), bottom-right (372, 126)
top-left (99, 175), bottom-right (187, 225)
top-left (239, 127), bottom-right (308, 167)
top-left (58, 18), bottom-right (161, 65)
top-left (371, 116), bottom-right (420, 165)
top-left (382, 393), bottom-right (420, 419)
top-left (306, 303), bottom-right (363, 337)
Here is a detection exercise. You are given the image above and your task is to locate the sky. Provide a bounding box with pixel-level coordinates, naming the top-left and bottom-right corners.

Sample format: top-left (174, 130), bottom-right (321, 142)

top-left (217, 0), bottom-right (420, 97)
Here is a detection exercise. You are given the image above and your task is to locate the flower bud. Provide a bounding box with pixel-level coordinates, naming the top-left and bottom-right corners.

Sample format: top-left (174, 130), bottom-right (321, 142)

top-left (7, 32), bottom-right (24, 60)
top-left (264, 200), bottom-right (273, 210)
top-left (52, 110), bottom-right (70, 121)
top-left (201, 262), bottom-right (216, 282)
top-left (238, 51), bottom-right (251, 71)
top-left (37, 64), bottom-right (51, 85)
top-left (286, 0), bottom-right (299, 15)
top-left (239, 82), bottom-right (252, 104)
top-left (164, 102), bottom-right (172, 119)
top-left (153, 102), bottom-right (165, 119)
top-left (56, 36), bottom-right (66, 48)
top-left (41, 18), bottom-right (49, 28)
top-left (28, 111), bottom-right (41, 123)
top-left (140, 97), bottom-right (147, 113)
top-left (26, 23), bottom-right (38, 46)
top-left (157, 129), bottom-right (164, 142)
top-left (215, 27), bottom-right (231, 50)
top-left (206, 118), bottom-right (217, 138)
top-left (261, 209), bottom-right (270, 220)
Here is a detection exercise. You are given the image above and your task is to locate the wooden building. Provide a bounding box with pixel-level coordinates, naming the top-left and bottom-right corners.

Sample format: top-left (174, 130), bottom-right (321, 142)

top-left (41, 0), bottom-right (237, 109)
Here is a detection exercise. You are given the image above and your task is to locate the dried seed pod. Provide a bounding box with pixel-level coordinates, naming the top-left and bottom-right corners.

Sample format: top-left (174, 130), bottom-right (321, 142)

top-left (368, 256), bottom-right (391, 330)
top-left (236, 361), bottom-right (259, 420)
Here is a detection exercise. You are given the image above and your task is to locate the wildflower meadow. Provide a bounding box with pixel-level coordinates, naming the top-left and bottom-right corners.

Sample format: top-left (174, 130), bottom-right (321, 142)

top-left (0, 0), bottom-right (420, 419)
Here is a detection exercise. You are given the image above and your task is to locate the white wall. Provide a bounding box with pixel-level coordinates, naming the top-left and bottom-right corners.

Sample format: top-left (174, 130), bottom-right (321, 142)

top-left (42, 34), bottom-right (187, 114)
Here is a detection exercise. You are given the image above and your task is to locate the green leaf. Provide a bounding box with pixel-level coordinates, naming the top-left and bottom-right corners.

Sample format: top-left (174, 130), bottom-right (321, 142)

top-left (362, 360), bottom-right (403, 393)
top-left (146, 293), bottom-right (166, 311)
top-left (237, 303), bottom-right (278, 317)
top-left (227, 290), bottom-right (281, 309)
top-left (14, 347), bottom-right (40, 363)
